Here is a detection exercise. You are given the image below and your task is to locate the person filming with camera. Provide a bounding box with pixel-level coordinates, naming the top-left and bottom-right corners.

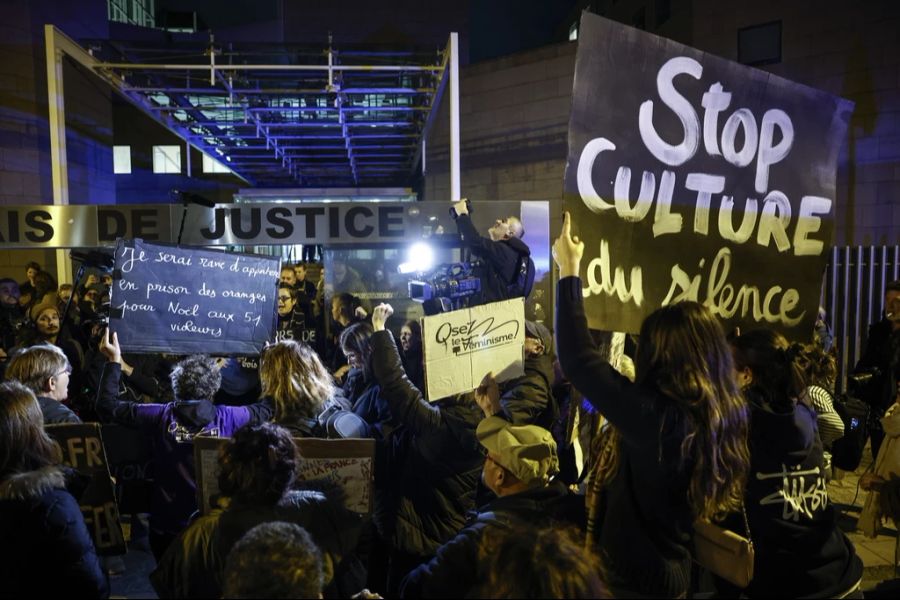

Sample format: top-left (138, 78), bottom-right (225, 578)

top-left (855, 279), bottom-right (900, 458)
top-left (450, 199), bottom-right (534, 304)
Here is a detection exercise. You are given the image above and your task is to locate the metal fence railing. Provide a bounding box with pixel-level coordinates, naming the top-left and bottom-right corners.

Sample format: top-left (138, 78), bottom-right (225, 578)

top-left (825, 245), bottom-right (900, 392)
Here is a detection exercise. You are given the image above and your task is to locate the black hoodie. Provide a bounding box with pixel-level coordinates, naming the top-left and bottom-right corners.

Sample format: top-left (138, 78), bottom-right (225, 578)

top-left (743, 396), bottom-right (863, 598)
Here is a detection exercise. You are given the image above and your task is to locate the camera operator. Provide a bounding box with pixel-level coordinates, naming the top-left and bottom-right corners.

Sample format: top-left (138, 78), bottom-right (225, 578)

top-left (450, 199), bottom-right (534, 304)
top-left (855, 279), bottom-right (900, 458)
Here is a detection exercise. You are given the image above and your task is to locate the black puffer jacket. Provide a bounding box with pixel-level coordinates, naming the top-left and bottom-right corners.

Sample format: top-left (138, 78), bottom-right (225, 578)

top-left (371, 330), bottom-right (483, 558)
top-left (498, 353), bottom-right (556, 429)
top-left (0, 466), bottom-right (108, 598)
top-left (400, 480), bottom-right (584, 598)
top-left (855, 318), bottom-right (900, 414)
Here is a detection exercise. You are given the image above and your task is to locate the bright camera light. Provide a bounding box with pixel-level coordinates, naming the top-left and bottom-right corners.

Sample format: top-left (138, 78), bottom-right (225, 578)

top-left (397, 242), bottom-right (435, 274)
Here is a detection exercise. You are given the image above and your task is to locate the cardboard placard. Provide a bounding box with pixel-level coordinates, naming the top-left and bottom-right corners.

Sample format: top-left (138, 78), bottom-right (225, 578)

top-left (109, 238), bottom-right (279, 355)
top-left (194, 436), bottom-right (375, 515)
top-left (563, 13), bottom-right (854, 340)
top-left (45, 423), bottom-right (126, 556)
top-left (422, 298), bottom-right (525, 401)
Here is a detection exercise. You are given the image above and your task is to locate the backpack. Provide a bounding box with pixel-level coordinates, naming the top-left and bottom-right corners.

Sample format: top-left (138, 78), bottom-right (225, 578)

top-left (831, 393), bottom-right (871, 472)
top-left (318, 403), bottom-right (369, 438)
top-left (288, 403), bottom-right (369, 439)
top-left (507, 248), bottom-right (535, 300)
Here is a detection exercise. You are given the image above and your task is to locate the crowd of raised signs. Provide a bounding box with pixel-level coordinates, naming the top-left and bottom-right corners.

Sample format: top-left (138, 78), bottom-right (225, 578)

top-left (1, 220), bottom-right (899, 599)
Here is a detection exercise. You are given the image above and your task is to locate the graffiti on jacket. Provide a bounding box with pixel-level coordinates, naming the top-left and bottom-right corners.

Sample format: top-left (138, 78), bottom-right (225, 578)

top-left (756, 464), bottom-right (828, 521)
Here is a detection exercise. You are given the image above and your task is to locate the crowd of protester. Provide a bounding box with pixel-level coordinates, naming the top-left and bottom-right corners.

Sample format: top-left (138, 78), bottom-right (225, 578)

top-left (1, 238), bottom-right (899, 599)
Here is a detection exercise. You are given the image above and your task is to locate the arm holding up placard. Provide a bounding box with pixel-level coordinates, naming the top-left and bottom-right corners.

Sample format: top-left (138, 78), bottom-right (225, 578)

top-left (98, 330), bottom-right (273, 426)
top-left (369, 303), bottom-right (483, 561)
top-left (553, 213), bottom-right (654, 438)
top-left (96, 329), bottom-right (156, 426)
top-left (370, 303), bottom-right (442, 433)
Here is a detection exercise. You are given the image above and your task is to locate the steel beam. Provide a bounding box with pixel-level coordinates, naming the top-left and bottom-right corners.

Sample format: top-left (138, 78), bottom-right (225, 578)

top-left (44, 25), bottom-right (72, 284)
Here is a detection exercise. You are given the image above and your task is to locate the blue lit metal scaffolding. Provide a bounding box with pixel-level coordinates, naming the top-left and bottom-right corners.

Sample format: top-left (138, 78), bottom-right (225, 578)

top-left (45, 26), bottom-right (452, 188)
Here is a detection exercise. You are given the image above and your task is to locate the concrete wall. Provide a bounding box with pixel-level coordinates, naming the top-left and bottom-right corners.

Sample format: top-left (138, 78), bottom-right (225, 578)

top-left (0, 0), bottom-right (113, 207)
top-left (0, 0), bottom-right (112, 275)
top-left (425, 1), bottom-right (899, 247)
top-left (689, 0), bottom-right (900, 246)
top-left (281, 0), bottom-right (470, 62)
top-left (423, 42), bottom-right (576, 204)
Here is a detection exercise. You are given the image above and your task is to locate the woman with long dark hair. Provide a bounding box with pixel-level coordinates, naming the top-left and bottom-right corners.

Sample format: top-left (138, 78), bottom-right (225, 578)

top-left (0, 381), bottom-right (108, 597)
top-left (731, 329), bottom-right (863, 598)
top-left (339, 322), bottom-right (393, 438)
top-left (553, 213), bottom-right (750, 597)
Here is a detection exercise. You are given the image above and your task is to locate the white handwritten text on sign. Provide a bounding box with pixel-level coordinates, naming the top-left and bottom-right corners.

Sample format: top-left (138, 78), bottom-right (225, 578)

top-left (564, 14), bottom-right (853, 339)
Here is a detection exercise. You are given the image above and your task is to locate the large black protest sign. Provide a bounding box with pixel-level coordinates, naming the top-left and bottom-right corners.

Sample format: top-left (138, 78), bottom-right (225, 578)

top-left (564, 13), bottom-right (854, 340)
top-left (46, 423), bottom-right (126, 556)
top-left (110, 239), bottom-right (279, 354)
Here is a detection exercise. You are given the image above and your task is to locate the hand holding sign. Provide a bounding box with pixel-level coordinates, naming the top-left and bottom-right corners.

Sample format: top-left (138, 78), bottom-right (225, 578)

top-left (475, 371), bottom-right (501, 418)
top-left (372, 303), bottom-right (394, 332)
top-left (553, 212), bottom-right (584, 279)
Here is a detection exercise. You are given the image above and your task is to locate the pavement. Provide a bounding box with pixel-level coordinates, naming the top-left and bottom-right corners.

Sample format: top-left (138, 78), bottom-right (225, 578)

top-left (828, 447), bottom-right (899, 593)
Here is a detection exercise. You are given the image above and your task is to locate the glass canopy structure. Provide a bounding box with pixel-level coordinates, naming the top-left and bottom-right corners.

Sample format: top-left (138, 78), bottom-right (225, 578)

top-left (50, 27), bottom-right (452, 188)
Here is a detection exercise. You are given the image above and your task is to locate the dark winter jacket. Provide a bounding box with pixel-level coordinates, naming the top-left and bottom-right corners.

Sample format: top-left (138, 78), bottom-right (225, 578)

top-left (400, 480), bottom-right (585, 598)
top-left (0, 304), bottom-right (24, 350)
top-left (498, 352), bottom-right (556, 429)
top-left (742, 396), bottom-right (863, 598)
top-left (38, 395), bottom-right (82, 425)
top-left (400, 347), bottom-right (425, 393)
top-left (556, 276), bottom-right (694, 598)
top-left (0, 466), bottom-right (108, 598)
top-left (276, 308), bottom-right (316, 344)
top-left (454, 213), bottom-right (532, 304)
top-left (371, 329), bottom-right (484, 559)
top-left (855, 318), bottom-right (900, 415)
top-left (96, 362), bottom-right (273, 534)
top-left (150, 489), bottom-right (364, 599)
top-left (344, 368), bottom-right (393, 439)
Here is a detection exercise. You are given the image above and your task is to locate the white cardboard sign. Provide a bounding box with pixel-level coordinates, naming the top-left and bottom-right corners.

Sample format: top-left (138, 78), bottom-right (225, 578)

top-left (422, 298), bottom-right (525, 401)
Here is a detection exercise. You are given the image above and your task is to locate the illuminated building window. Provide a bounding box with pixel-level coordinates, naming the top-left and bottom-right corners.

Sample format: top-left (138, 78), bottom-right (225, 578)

top-left (202, 153), bottom-right (232, 174)
top-left (152, 145), bottom-right (181, 174)
top-left (113, 145), bottom-right (132, 174)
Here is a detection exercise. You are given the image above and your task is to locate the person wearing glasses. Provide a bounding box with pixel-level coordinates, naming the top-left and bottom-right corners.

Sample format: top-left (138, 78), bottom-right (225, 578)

top-left (275, 285), bottom-right (308, 344)
top-left (4, 343), bottom-right (80, 424)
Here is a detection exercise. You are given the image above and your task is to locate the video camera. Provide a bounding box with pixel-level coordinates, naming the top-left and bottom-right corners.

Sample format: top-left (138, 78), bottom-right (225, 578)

top-left (408, 261), bottom-right (482, 315)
